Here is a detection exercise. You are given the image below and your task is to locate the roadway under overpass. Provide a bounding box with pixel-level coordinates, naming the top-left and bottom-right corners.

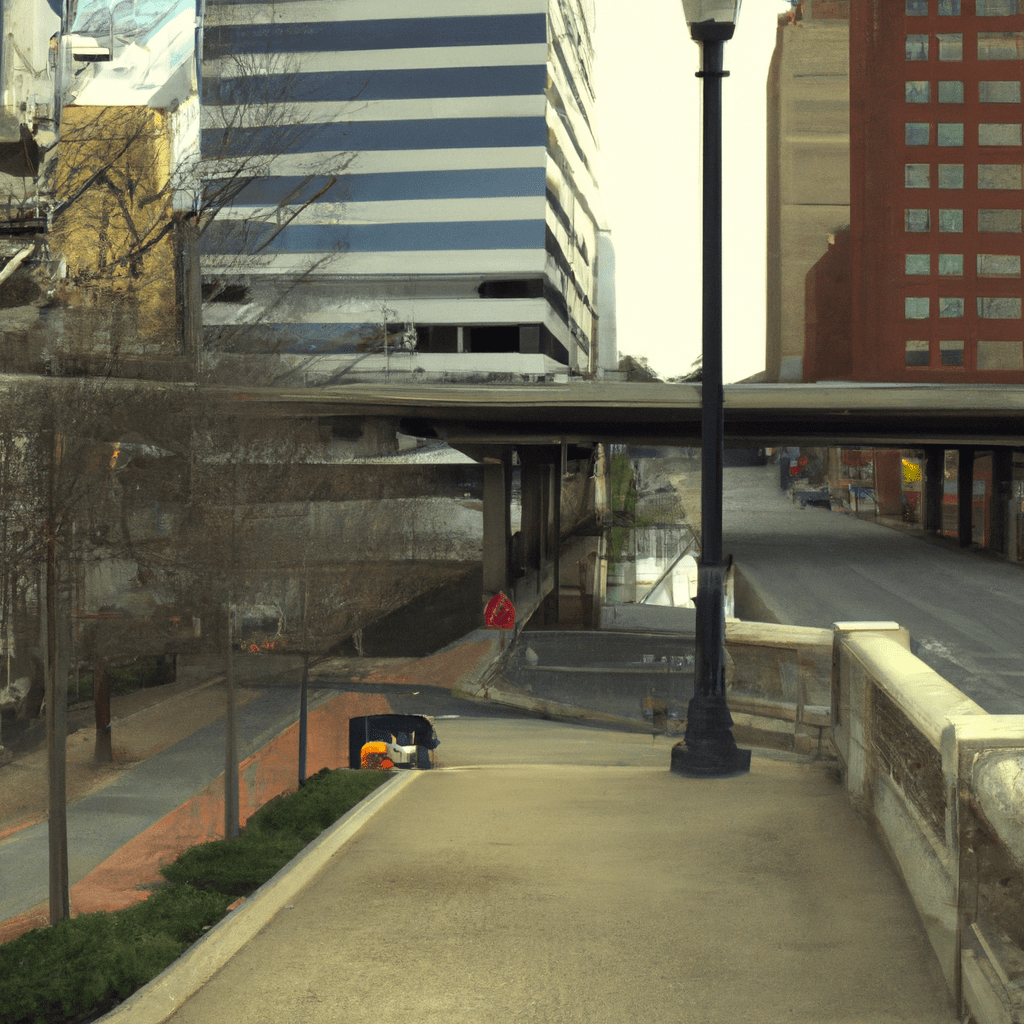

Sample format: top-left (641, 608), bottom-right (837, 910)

top-left (242, 379), bottom-right (1024, 559)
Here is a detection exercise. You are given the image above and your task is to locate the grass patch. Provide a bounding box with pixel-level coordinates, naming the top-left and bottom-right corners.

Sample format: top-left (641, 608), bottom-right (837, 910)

top-left (0, 768), bottom-right (392, 1024)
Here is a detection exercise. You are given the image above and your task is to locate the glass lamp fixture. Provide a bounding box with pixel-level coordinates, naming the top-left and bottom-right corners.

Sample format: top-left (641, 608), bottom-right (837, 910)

top-left (680, 0), bottom-right (741, 39)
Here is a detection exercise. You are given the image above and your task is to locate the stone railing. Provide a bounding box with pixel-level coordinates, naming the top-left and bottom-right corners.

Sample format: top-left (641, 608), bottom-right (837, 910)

top-left (831, 623), bottom-right (1024, 1024)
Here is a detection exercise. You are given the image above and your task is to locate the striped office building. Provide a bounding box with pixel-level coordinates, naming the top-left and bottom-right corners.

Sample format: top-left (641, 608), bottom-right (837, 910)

top-left (200, 0), bottom-right (610, 381)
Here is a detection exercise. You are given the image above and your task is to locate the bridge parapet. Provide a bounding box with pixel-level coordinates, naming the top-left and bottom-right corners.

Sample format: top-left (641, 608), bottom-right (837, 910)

top-left (832, 624), bottom-right (1024, 1024)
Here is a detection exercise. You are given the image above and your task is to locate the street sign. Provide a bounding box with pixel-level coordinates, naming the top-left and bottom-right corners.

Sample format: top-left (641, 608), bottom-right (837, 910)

top-left (484, 592), bottom-right (516, 630)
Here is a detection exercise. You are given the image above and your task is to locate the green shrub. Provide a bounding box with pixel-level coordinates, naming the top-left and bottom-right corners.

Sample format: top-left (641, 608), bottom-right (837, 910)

top-left (248, 767), bottom-right (389, 843)
top-left (0, 885), bottom-right (231, 1024)
top-left (159, 832), bottom-right (307, 897)
top-left (0, 769), bottom-right (392, 1024)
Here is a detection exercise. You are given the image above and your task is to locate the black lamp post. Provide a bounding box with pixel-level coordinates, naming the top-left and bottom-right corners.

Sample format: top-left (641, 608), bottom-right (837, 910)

top-left (671, 0), bottom-right (751, 779)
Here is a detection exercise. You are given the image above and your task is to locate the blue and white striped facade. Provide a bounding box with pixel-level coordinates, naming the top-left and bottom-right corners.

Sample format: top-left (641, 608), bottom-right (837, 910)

top-left (200, 0), bottom-right (608, 381)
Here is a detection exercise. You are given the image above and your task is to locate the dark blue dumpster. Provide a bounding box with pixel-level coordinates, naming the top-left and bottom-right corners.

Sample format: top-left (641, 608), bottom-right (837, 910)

top-left (348, 714), bottom-right (440, 770)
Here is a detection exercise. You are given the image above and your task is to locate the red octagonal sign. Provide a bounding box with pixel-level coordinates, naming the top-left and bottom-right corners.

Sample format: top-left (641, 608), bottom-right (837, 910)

top-left (484, 592), bottom-right (516, 630)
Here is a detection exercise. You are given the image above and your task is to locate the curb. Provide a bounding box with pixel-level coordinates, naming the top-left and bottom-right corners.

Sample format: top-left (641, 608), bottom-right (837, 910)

top-left (97, 770), bottom-right (422, 1024)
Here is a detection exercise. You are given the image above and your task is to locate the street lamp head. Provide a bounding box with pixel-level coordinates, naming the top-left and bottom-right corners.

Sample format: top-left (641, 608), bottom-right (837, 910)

top-left (680, 0), bottom-right (740, 41)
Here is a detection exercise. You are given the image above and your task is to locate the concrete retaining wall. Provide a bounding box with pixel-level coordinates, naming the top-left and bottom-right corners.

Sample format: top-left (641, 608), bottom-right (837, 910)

top-left (832, 623), bottom-right (1024, 1024)
top-left (726, 621), bottom-right (834, 755)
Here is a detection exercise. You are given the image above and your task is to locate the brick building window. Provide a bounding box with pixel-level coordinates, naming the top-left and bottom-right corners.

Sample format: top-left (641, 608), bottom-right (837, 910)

top-left (978, 340), bottom-right (1024, 368)
top-left (906, 122), bottom-right (930, 145)
top-left (906, 208), bottom-right (931, 230)
top-left (977, 253), bottom-right (1021, 276)
top-left (939, 164), bottom-right (964, 187)
top-left (979, 123), bottom-right (1023, 146)
top-left (938, 122), bottom-right (964, 145)
top-left (907, 35), bottom-right (929, 60)
top-left (938, 0), bottom-right (960, 12)
top-left (978, 33), bottom-right (1024, 60)
top-left (978, 296), bottom-right (1022, 317)
top-left (939, 253), bottom-right (964, 274)
top-left (939, 297), bottom-right (964, 317)
top-left (906, 340), bottom-right (930, 365)
top-left (979, 81), bottom-right (1021, 102)
top-left (906, 297), bottom-right (931, 318)
top-left (939, 81), bottom-right (965, 102)
top-left (906, 254), bottom-right (931, 274)
top-left (906, 0), bottom-right (928, 12)
top-left (977, 0), bottom-right (1018, 14)
top-left (939, 209), bottom-right (964, 232)
top-left (938, 34), bottom-right (963, 61)
top-left (979, 209), bottom-right (1023, 231)
top-left (978, 164), bottom-right (1023, 188)
top-left (940, 339), bottom-right (964, 365)
top-left (907, 81), bottom-right (930, 102)
top-left (906, 163), bottom-right (931, 187)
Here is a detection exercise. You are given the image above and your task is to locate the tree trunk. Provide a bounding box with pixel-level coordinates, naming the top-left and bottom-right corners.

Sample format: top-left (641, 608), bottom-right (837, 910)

top-left (94, 656), bottom-right (112, 763)
top-left (45, 529), bottom-right (70, 923)
top-left (298, 652), bottom-right (309, 787)
top-left (224, 609), bottom-right (239, 839)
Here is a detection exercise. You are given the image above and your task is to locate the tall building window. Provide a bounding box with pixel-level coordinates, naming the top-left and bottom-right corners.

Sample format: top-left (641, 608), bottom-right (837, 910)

top-left (979, 209), bottom-right (1023, 231)
top-left (938, 34), bottom-right (963, 61)
top-left (906, 209), bottom-right (931, 231)
top-left (939, 253), bottom-right (964, 274)
top-left (906, 0), bottom-right (929, 12)
top-left (939, 81), bottom-right (965, 102)
top-left (938, 122), bottom-right (964, 145)
top-left (979, 81), bottom-right (1021, 102)
top-left (906, 254), bottom-right (931, 274)
top-left (978, 163), bottom-right (1023, 188)
top-left (977, 0), bottom-right (1018, 14)
top-left (938, 0), bottom-right (960, 12)
top-left (940, 297), bottom-right (964, 316)
top-left (978, 33), bottom-right (1024, 60)
top-left (978, 253), bottom-right (1022, 276)
top-left (977, 340), bottom-right (1024, 368)
top-left (906, 340), bottom-right (931, 365)
top-left (939, 209), bottom-right (964, 231)
top-left (978, 296), bottom-right (1022, 317)
top-left (907, 35), bottom-right (929, 60)
top-left (979, 124), bottom-right (1023, 146)
top-left (906, 163), bottom-right (931, 187)
top-left (907, 81), bottom-right (931, 102)
top-left (940, 339), bottom-right (965, 365)
top-left (939, 164), bottom-right (964, 187)
top-left (906, 122), bottom-right (931, 144)
top-left (906, 297), bottom-right (931, 318)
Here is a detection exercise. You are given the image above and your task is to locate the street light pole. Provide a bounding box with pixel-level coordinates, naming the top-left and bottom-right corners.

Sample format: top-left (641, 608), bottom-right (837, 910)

top-left (671, 1), bottom-right (751, 779)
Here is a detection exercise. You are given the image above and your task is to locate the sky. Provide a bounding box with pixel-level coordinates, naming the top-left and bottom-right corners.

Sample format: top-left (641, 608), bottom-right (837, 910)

top-left (594, 0), bottom-right (790, 382)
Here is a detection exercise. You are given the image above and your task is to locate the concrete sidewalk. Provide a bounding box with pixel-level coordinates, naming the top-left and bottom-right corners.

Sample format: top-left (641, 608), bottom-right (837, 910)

top-left (0, 632), bottom-right (504, 939)
top-left (109, 718), bottom-right (958, 1024)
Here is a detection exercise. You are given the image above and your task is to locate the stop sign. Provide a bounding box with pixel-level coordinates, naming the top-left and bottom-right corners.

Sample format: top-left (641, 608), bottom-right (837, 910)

top-left (484, 591), bottom-right (516, 630)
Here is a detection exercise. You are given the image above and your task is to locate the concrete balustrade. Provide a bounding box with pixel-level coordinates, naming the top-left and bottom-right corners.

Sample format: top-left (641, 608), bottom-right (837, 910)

top-left (831, 623), bottom-right (1024, 1024)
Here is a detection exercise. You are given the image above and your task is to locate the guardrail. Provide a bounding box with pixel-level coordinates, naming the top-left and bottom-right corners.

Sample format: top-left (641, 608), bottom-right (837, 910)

top-left (831, 622), bottom-right (1024, 1024)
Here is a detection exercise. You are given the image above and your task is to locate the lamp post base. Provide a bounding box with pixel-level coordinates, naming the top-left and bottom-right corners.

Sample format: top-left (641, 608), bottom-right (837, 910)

top-left (670, 694), bottom-right (752, 778)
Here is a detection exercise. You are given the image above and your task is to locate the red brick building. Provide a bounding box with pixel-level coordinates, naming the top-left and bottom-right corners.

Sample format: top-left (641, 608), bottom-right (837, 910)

top-left (849, 0), bottom-right (1024, 380)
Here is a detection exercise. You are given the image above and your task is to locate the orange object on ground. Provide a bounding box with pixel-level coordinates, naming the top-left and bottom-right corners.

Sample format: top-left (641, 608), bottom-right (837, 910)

top-left (360, 741), bottom-right (389, 769)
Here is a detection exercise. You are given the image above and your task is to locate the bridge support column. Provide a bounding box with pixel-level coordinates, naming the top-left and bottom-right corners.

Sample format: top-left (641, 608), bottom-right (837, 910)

top-left (521, 458), bottom-right (545, 573)
top-left (544, 462), bottom-right (561, 624)
top-left (482, 450), bottom-right (513, 600)
top-left (989, 448), bottom-right (1013, 556)
top-left (923, 446), bottom-right (945, 535)
top-left (957, 447), bottom-right (975, 548)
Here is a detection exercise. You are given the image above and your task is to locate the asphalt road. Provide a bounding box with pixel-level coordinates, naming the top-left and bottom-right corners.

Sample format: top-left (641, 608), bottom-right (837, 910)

top-left (722, 464), bottom-right (1024, 715)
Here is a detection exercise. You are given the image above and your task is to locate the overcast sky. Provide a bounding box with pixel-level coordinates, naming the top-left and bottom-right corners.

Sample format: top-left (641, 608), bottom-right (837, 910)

top-left (594, 0), bottom-right (789, 381)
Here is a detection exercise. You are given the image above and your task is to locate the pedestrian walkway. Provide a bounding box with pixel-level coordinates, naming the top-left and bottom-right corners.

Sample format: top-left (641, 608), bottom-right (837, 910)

top-left (115, 717), bottom-right (958, 1024)
top-left (0, 633), bottom-right (503, 940)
